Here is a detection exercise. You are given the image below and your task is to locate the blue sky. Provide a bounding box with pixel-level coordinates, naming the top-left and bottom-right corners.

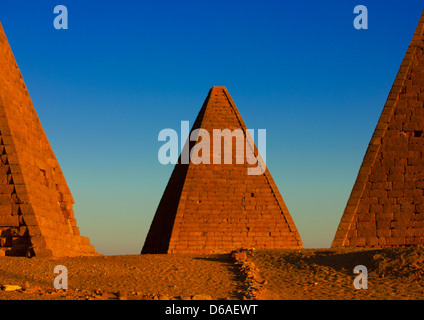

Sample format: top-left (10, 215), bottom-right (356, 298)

top-left (0, 1), bottom-right (422, 254)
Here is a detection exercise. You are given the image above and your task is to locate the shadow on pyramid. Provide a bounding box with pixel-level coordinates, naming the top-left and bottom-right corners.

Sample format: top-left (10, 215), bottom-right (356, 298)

top-left (333, 10), bottom-right (424, 248)
top-left (0, 23), bottom-right (97, 257)
top-left (142, 86), bottom-right (302, 254)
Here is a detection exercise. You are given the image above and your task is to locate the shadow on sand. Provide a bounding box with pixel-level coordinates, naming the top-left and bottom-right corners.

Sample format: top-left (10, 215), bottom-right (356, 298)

top-left (194, 254), bottom-right (245, 299)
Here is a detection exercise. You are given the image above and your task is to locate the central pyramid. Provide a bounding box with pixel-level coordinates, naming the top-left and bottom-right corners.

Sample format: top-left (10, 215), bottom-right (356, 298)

top-left (142, 86), bottom-right (302, 254)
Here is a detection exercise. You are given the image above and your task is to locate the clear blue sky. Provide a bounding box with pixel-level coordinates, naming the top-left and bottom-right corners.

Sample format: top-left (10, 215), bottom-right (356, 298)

top-left (0, 1), bottom-right (422, 254)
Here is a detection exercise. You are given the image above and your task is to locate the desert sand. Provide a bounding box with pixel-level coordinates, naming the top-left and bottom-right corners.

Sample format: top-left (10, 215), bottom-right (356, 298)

top-left (0, 247), bottom-right (423, 300)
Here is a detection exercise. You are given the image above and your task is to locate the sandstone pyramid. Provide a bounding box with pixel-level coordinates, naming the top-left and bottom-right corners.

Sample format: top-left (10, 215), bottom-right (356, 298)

top-left (142, 86), bottom-right (302, 254)
top-left (332, 10), bottom-right (424, 248)
top-left (0, 23), bottom-right (97, 257)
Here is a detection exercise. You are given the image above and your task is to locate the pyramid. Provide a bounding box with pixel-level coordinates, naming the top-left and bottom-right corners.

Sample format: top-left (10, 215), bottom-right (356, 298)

top-left (332, 10), bottom-right (424, 248)
top-left (0, 23), bottom-right (97, 257)
top-left (142, 86), bottom-right (302, 254)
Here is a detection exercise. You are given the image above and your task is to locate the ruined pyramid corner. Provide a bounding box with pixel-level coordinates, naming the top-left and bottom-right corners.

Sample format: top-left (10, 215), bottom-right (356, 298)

top-left (0, 24), bottom-right (98, 258)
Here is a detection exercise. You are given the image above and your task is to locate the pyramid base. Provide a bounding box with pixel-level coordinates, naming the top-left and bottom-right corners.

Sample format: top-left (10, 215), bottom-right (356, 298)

top-left (332, 236), bottom-right (424, 248)
top-left (142, 241), bottom-right (302, 254)
top-left (0, 235), bottom-right (98, 258)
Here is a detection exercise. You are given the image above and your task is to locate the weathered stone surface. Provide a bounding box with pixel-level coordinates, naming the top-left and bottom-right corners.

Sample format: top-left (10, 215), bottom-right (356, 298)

top-left (0, 22), bottom-right (97, 257)
top-left (333, 10), bottom-right (424, 248)
top-left (142, 86), bottom-right (302, 254)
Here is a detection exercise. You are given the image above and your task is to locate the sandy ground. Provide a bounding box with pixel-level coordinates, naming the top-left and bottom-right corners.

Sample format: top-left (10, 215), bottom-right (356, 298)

top-left (0, 254), bottom-right (242, 300)
top-left (0, 247), bottom-right (423, 300)
top-left (253, 247), bottom-right (424, 300)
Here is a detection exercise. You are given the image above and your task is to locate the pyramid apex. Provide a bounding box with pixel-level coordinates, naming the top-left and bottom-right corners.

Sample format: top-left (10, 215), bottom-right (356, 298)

top-left (210, 86), bottom-right (228, 92)
top-left (209, 86), bottom-right (230, 97)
